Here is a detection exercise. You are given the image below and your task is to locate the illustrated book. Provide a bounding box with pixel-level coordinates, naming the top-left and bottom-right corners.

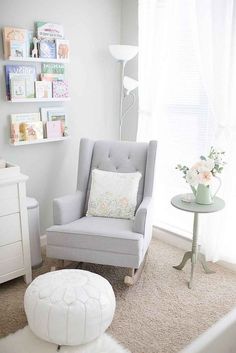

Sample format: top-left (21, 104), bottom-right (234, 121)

top-left (56, 39), bottom-right (69, 59)
top-left (2, 26), bottom-right (27, 59)
top-left (35, 81), bottom-right (52, 99)
top-left (52, 80), bottom-right (69, 98)
top-left (5, 65), bottom-right (37, 100)
top-left (39, 39), bottom-right (56, 59)
top-left (36, 22), bottom-right (64, 39)
top-left (41, 63), bottom-right (65, 74)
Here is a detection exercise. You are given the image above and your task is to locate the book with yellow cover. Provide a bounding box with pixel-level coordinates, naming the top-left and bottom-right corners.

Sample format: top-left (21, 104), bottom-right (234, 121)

top-left (19, 122), bottom-right (44, 141)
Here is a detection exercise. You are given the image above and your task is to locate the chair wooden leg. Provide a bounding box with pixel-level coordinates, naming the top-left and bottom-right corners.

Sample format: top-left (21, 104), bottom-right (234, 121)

top-left (124, 251), bottom-right (148, 286)
top-left (50, 260), bottom-right (81, 272)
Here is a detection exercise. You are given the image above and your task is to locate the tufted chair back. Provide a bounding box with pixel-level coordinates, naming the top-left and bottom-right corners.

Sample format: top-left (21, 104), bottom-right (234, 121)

top-left (77, 139), bottom-right (157, 215)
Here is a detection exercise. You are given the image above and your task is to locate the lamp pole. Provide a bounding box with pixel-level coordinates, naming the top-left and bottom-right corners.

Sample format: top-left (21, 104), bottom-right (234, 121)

top-left (119, 60), bottom-right (126, 140)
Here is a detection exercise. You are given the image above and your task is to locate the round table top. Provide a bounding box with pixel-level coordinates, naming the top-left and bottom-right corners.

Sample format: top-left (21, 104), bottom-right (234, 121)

top-left (171, 193), bottom-right (225, 214)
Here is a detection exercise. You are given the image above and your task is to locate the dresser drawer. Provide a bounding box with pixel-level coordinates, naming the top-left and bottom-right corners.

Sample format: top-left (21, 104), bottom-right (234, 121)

top-left (0, 213), bottom-right (21, 246)
top-left (0, 184), bottom-right (18, 199)
top-left (0, 184), bottom-right (19, 216)
top-left (0, 242), bottom-right (24, 276)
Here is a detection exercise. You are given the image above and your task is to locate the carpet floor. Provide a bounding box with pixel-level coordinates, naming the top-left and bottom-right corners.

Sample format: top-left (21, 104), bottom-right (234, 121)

top-left (0, 239), bottom-right (236, 353)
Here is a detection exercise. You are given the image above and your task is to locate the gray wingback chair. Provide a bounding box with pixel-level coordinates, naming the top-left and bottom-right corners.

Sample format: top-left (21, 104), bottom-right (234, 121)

top-left (46, 138), bottom-right (157, 285)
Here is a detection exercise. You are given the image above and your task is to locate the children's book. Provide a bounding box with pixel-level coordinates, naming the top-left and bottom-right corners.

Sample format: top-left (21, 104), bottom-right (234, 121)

top-left (2, 27), bottom-right (27, 59)
top-left (56, 39), bottom-right (69, 59)
top-left (10, 77), bottom-right (26, 99)
top-left (5, 65), bottom-right (36, 100)
top-left (46, 121), bottom-right (62, 138)
top-left (10, 123), bottom-right (20, 143)
top-left (20, 121), bottom-right (44, 141)
top-left (10, 40), bottom-right (27, 58)
top-left (52, 80), bottom-right (69, 98)
top-left (10, 113), bottom-right (41, 142)
top-left (47, 108), bottom-right (67, 135)
top-left (40, 73), bottom-right (64, 81)
top-left (36, 22), bottom-right (64, 39)
top-left (41, 63), bottom-right (65, 74)
top-left (39, 39), bottom-right (56, 59)
top-left (10, 73), bottom-right (35, 99)
top-left (10, 113), bottom-right (40, 124)
top-left (35, 81), bottom-right (52, 98)
top-left (40, 106), bottom-right (64, 121)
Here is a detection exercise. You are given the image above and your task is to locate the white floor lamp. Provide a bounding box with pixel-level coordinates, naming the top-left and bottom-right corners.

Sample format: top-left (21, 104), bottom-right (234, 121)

top-left (109, 45), bottom-right (138, 140)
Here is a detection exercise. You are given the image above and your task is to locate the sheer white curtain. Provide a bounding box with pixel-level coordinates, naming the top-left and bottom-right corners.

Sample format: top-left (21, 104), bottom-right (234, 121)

top-left (138, 0), bottom-right (236, 263)
top-left (193, 0), bottom-right (236, 263)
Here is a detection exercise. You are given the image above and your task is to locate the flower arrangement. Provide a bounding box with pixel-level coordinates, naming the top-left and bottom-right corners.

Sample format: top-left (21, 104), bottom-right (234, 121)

top-left (176, 147), bottom-right (226, 187)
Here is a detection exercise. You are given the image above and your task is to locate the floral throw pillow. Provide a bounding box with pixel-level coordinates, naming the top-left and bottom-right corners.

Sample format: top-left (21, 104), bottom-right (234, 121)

top-left (86, 169), bottom-right (142, 220)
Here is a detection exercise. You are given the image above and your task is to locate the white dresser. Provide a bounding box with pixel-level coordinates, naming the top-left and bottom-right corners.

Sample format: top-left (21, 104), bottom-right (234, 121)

top-left (0, 163), bottom-right (32, 284)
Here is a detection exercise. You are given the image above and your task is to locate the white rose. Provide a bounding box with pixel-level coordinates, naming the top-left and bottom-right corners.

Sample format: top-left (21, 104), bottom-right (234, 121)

top-left (186, 169), bottom-right (199, 186)
top-left (191, 161), bottom-right (207, 173)
top-left (192, 159), bottom-right (214, 173)
top-left (205, 159), bottom-right (215, 171)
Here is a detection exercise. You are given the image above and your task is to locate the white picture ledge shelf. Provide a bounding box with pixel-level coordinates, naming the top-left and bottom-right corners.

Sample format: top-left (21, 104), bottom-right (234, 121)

top-left (8, 57), bottom-right (69, 64)
top-left (10, 136), bottom-right (70, 146)
top-left (9, 98), bottom-right (70, 103)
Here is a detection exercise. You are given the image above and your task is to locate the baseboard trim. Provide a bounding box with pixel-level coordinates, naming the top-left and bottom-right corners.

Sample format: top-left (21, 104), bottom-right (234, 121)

top-left (153, 226), bottom-right (191, 251)
top-left (153, 226), bottom-right (236, 272)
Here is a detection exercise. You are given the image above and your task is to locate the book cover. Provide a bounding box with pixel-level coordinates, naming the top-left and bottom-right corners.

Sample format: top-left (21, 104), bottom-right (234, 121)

top-left (10, 40), bottom-right (27, 58)
top-left (39, 39), bottom-right (56, 58)
top-left (40, 73), bottom-right (64, 81)
top-left (10, 77), bottom-right (26, 99)
top-left (5, 65), bottom-right (36, 100)
top-left (11, 113), bottom-right (40, 124)
top-left (36, 22), bottom-right (64, 39)
top-left (46, 120), bottom-right (62, 138)
top-left (52, 80), bottom-right (69, 98)
top-left (47, 109), bottom-right (67, 136)
top-left (40, 106), bottom-right (64, 122)
top-left (10, 73), bottom-right (35, 99)
top-left (35, 81), bottom-right (52, 99)
top-left (10, 123), bottom-right (20, 143)
top-left (2, 27), bottom-right (27, 59)
top-left (56, 39), bottom-right (69, 59)
top-left (20, 121), bottom-right (44, 141)
top-left (41, 63), bottom-right (65, 74)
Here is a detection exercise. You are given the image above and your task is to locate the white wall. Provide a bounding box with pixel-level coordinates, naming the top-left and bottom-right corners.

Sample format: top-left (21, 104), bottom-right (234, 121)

top-left (121, 0), bottom-right (138, 141)
top-left (0, 0), bottom-right (121, 233)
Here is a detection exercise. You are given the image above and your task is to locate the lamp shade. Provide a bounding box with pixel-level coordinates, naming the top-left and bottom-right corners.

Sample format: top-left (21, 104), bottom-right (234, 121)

top-left (123, 76), bottom-right (138, 94)
top-left (109, 45), bottom-right (138, 62)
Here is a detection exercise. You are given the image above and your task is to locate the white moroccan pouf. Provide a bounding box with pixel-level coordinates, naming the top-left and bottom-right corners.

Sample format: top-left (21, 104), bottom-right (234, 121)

top-left (24, 269), bottom-right (116, 346)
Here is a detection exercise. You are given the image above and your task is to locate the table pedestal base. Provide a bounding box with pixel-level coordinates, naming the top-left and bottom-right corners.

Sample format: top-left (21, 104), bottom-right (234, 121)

top-left (173, 212), bottom-right (215, 288)
top-left (173, 251), bottom-right (215, 288)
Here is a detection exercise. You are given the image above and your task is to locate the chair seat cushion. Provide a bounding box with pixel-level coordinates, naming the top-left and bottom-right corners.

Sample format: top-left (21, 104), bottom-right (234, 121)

top-left (47, 216), bottom-right (143, 256)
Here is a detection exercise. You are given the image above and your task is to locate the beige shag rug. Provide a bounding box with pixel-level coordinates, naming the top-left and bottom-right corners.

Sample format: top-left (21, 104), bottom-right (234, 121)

top-left (0, 239), bottom-right (236, 353)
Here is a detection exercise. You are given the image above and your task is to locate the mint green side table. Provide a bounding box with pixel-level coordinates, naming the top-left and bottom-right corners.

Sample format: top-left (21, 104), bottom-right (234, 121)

top-left (171, 194), bottom-right (225, 289)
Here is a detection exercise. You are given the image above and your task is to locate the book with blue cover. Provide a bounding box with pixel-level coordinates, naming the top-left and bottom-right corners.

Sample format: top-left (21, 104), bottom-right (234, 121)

top-left (5, 64), bottom-right (36, 100)
top-left (39, 39), bottom-right (56, 59)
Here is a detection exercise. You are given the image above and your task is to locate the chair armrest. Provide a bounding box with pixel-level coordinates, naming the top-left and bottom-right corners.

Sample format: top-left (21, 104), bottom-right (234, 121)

top-left (53, 191), bottom-right (85, 225)
top-left (133, 197), bottom-right (152, 235)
